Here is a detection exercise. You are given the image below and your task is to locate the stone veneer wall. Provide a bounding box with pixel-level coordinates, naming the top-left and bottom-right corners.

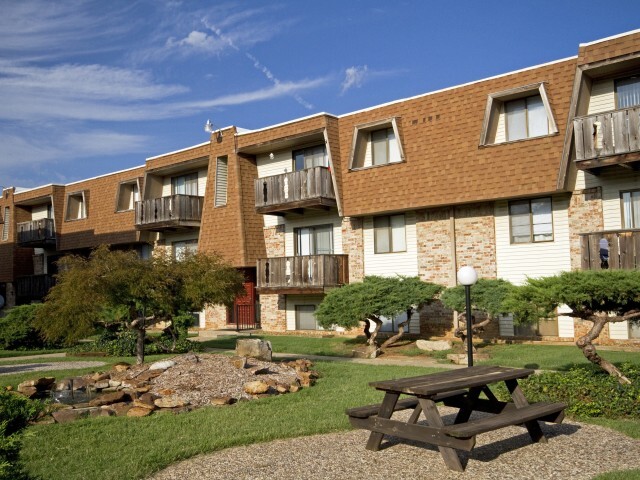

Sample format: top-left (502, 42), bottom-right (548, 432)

top-left (259, 224), bottom-right (286, 331)
top-left (567, 187), bottom-right (603, 271)
top-left (341, 217), bottom-right (364, 282)
top-left (204, 304), bottom-right (228, 329)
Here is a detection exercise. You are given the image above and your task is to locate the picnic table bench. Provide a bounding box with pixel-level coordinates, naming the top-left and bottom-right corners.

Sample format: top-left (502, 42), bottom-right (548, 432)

top-left (346, 365), bottom-right (566, 472)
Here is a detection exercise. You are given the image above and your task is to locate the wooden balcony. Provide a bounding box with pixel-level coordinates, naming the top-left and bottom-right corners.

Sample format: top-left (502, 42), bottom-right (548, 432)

top-left (254, 166), bottom-right (337, 215)
top-left (579, 229), bottom-right (640, 270)
top-left (573, 106), bottom-right (640, 171)
top-left (134, 195), bottom-right (203, 231)
top-left (257, 254), bottom-right (349, 294)
top-left (17, 218), bottom-right (56, 247)
top-left (15, 274), bottom-right (56, 301)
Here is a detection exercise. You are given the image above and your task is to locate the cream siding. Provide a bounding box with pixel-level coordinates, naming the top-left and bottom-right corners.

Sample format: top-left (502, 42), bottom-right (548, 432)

top-left (256, 150), bottom-right (293, 228)
top-left (584, 170), bottom-right (640, 230)
top-left (363, 211), bottom-right (418, 277)
top-left (31, 204), bottom-right (50, 221)
top-left (587, 79), bottom-right (615, 115)
top-left (494, 106), bottom-right (506, 143)
top-left (609, 320), bottom-right (629, 340)
top-left (161, 169), bottom-right (207, 197)
top-left (499, 315), bottom-right (515, 337)
top-left (495, 195), bottom-right (571, 286)
top-left (283, 212), bottom-right (343, 256)
top-left (557, 305), bottom-right (576, 339)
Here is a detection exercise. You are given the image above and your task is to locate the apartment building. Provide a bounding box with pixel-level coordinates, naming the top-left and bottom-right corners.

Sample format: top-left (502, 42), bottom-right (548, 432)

top-left (1, 30), bottom-right (640, 344)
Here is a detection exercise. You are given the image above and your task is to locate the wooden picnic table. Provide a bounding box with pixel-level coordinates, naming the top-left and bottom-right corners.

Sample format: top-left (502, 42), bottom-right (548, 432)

top-left (346, 365), bottom-right (566, 472)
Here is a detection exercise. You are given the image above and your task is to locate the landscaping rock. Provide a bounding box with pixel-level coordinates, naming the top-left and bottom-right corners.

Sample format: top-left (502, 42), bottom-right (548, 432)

top-left (18, 377), bottom-right (55, 389)
top-left (243, 380), bottom-right (269, 395)
top-left (112, 362), bottom-right (131, 373)
top-left (149, 360), bottom-right (176, 371)
top-left (230, 356), bottom-right (247, 369)
top-left (105, 402), bottom-right (133, 416)
top-left (94, 380), bottom-right (110, 390)
top-left (154, 396), bottom-right (188, 409)
top-left (108, 379), bottom-right (122, 388)
top-left (446, 353), bottom-right (491, 365)
top-left (51, 407), bottom-right (109, 424)
top-left (236, 339), bottom-right (272, 362)
top-left (89, 390), bottom-right (129, 407)
top-left (210, 396), bottom-right (236, 406)
top-left (91, 372), bottom-right (110, 382)
top-left (127, 406), bottom-right (153, 417)
top-left (416, 339), bottom-right (452, 351)
top-left (136, 370), bottom-right (163, 382)
top-left (17, 386), bottom-right (38, 398)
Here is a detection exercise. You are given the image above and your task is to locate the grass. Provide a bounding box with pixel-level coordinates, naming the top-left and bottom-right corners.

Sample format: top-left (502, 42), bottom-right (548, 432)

top-left (18, 361), bottom-right (436, 480)
top-left (0, 348), bottom-right (66, 359)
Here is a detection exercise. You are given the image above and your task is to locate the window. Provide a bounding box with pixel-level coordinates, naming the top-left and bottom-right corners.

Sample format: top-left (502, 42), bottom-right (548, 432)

top-left (116, 181), bottom-right (139, 212)
top-left (349, 117), bottom-right (404, 169)
top-left (295, 305), bottom-right (318, 330)
top-left (1, 207), bottom-right (9, 241)
top-left (505, 95), bottom-right (548, 141)
top-left (480, 83), bottom-right (557, 145)
top-left (65, 192), bottom-right (87, 221)
top-left (615, 76), bottom-right (640, 109)
top-left (293, 145), bottom-right (327, 171)
top-left (374, 214), bottom-right (406, 253)
top-left (172, 173), bottom-right (198, 196)
top-left (214, 156), bottom-right (228, 207)
top-left (295, 224), bottom-right (333, 255)
top-left (173, 239), bottom-right (198, 260)
top-left (630, 320), bottom-right (640, 339)
top-left (621, 190), bottom-right (640, 228)
top-left (371, 128), bottom-right (401, 166)
top-left (509, 197), bottom-right (553, 243)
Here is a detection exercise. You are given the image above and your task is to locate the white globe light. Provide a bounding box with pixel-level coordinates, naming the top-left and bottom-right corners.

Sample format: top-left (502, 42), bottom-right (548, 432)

top-left (457, 266), bottom-right (478, 286)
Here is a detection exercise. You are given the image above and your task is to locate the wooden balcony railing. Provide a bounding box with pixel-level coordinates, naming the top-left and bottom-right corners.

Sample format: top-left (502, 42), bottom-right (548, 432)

top-left (134, 195), bottom-right (203, 230)
top-left (579, 229), bottom-right (640, 270)
top-left (254, 166), bottom-right (337, 214)
top-left (17, 218), bottom-right (56, 246)
top-left (15, 274), bottom-right (56, 301)
top-left (257, 254), bottom-right (348, 293)
top-left (574, 106), bottom-right (640, 161)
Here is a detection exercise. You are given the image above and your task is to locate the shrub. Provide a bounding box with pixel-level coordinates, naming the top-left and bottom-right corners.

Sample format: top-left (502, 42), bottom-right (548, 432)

top-left (0, 392), bottom-right (44, 480)
top-left (494, 363), bottom-right (640, 418)
top-left (0, 304), bottom-right (58, 350)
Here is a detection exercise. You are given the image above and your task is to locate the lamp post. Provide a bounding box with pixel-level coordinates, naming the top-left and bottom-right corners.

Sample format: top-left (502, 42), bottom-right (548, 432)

top-left (457, 266), bottom-right (478, 367)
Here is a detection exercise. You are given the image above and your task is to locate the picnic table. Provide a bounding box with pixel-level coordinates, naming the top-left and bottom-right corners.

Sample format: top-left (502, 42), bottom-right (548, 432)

top-left (346, 365), bottom-right (566, 472)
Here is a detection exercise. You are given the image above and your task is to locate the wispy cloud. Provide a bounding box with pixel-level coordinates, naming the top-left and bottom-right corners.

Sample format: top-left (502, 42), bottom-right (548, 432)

top-left (341, 65), bottom-right (369, 94)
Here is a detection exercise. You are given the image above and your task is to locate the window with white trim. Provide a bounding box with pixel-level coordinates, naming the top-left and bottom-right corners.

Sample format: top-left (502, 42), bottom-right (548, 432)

top-left (374, 214), bottom-right (406, 253)
top-left (349, 118), bottom-right (404, 169)
top-left (65, 192), bottom-right (87, 221)
top-left (294, 224), bottom-right (333, 256)
top-left (480, 83), bottom-right (557, 145)
top-left (621, 190), bottom-right (640, 229)
top-left (615, 76), bottom-right (640, 109)
top-left (293, 145), bottom-right (327, 171)
top-left (371, 128), bottom-right (401, 166)
top-left (172, 173), bottom-right (198, 196)
top-left (116, 181), bottom-right (139, 212)
top-left (509, 197), bottom-right (553, 244)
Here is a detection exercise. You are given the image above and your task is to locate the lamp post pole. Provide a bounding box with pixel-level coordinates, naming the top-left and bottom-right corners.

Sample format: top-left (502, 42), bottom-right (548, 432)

top-left (457, 266), bottom-right (478, 369)
top-left (465, 284), bottom-right (473, 367)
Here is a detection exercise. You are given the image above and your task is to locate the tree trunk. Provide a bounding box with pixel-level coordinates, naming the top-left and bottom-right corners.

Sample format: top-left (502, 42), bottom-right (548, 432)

top-left (367, 316), bottom-right (383, 347)
top-left (136, 326), bottom-right (145, 365)
top-left (363, 320), bottom-right (371, 342)
top-left (454, 311), bottom-right (491, 354)
top-left (576, 315), bottom-right (631, 385)
top-left (381, 308), bottom-right (413, 350)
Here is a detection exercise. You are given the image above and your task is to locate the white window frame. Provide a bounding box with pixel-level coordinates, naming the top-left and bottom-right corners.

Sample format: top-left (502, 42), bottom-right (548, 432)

top-left (293, 144), bottom-right (328, 171)
top-left (621, 189), bottom-right (640, 229)
top-left (349, 117), bottom-right (405, 170)
top-left (373, 214), bottom-right (406, 253)
top-left (116, 180), bottom-right (140, 212)
top-left (480, 82), bottom-right (558, 145)
top-left (508, 197), bottom-right (554, 244)
top-left (171, 172), bottom-right (198, 196)
top-left (65, 191), bottom-right (87, 221)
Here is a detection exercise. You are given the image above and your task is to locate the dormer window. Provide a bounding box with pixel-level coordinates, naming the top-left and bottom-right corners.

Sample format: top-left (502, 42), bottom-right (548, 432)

top-left (480, 83), bottom-right (558, 145)
top-left (116, 180), bottom-right (140, 212)
top-left (349, 117), bottom-right (404, 170)
top-left (65, 191), bottom-right (87, 221)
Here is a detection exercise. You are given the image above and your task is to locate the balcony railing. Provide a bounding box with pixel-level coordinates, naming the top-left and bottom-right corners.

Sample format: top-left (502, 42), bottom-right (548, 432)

top-left (134, 195), bottom-right (203, 231)
top-left (17, 218), bottom-right (56, 247)
top-left (257, 254), bottom-right (348, 293)
top-left (573, 106), bottom-right (640, 162)
top-left (15, 274), bottom-right (56, 301)
top-left (579, 229), bottom-right (640, 270)
top-left (254, 166), bottom-right (337, 214)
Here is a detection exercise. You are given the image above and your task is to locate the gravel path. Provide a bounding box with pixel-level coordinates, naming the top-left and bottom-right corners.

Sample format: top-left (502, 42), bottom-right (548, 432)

top-left (0, 360), bottom-right (107, 376)
top-left (149, 409), bottom-right (640, 480)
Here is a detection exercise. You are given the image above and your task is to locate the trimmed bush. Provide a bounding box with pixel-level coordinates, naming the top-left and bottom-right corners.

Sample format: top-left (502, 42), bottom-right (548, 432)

top-left (495, 363), bottom-right (640, 418)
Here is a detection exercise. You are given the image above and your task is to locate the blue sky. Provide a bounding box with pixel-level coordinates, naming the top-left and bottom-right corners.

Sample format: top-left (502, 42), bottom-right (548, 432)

top-left (2, 0), bottom-right (640, 189)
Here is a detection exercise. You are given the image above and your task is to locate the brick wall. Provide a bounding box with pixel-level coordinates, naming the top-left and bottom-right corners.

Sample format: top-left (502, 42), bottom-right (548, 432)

top-left (341, 217), bottom-right (364, 282)
top-left (567, 187), bottom-right (604, 270)
top-left (204, 304), bottom-right (228, 329)
top-left (259, 293), bottom-right (286, 332)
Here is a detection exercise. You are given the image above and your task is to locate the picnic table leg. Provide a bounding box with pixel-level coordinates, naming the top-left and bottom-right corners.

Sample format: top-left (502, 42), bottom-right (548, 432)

top-left (365, 392), bottom-right (399, 451)
top-left (407, 403), bottom-right (423, 424)
top-left (453, 386), bottom-right (482, 424)
top-left (505, 379), bottom-right (547, 443)
top-left (419, 398), bottom-right (465, 472)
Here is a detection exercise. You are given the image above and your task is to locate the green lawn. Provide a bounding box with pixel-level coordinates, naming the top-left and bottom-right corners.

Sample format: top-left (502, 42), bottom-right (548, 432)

top-left (0, 348), bottom-right (66, 359)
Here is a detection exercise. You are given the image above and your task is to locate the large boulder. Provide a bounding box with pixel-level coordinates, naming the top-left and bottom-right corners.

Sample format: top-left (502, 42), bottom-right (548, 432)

top-left (236, 339), bottom-right (272, 361)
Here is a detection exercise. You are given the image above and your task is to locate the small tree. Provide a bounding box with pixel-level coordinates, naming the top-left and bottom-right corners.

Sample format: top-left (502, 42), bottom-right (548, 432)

top-left (35, 245), bottom-right (244, 364)
top-left (315, 276), bottom-right (442, 349)
top-left (504, 270), bottom-right (640, 384)
top-left (440, 278), bottom-right (514, 350)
